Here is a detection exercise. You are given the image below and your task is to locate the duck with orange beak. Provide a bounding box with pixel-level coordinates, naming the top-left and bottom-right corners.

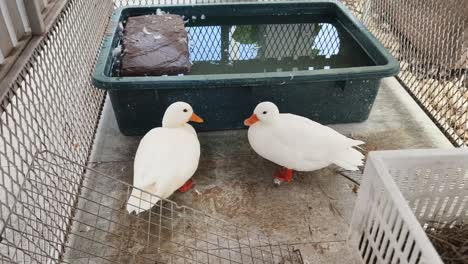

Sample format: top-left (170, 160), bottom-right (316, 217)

top-left (245, 102), bottom-right (365, 186)
top-left (127, 102), bottom-right (204, 214)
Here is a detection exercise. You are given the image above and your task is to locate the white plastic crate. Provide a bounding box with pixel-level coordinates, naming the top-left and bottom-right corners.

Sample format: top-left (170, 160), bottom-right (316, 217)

top-left (349, 148), bottom-right (468, 264)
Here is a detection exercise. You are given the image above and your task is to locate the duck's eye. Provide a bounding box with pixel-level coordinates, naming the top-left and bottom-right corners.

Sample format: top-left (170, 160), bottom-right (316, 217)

top-left (183, 109), bottom-right (188, 113)
top-left (263, 111), bottom-right (267, 115)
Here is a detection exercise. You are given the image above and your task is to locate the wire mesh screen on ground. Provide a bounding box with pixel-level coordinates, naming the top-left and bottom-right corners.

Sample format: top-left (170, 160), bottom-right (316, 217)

top-left (1, 151), bottom-right (303, 263)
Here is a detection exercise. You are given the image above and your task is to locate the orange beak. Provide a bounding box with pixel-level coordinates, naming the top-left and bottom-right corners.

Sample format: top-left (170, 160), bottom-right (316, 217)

top-left (189, 112), bottom-right (204, 123)
top-left (244, 114), bottom-right (259, 126)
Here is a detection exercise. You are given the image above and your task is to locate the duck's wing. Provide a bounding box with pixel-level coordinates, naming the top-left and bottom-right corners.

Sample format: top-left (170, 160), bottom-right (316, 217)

top-left (272, 114), bottom-right (364, 163)
top-left (133, 128), bottom-right (199, 196)
top-left (128, 128), bottom-right (200, 214)
top-left (133, 128), bottom-right (173, 185)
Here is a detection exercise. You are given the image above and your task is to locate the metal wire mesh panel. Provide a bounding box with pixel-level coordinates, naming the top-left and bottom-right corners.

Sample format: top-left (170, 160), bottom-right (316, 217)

top-left (0, 153), bottom-right (83, 263)
top-left (358, 0), bottom-right (467, 146)
top-left (1, 151), bottom-right (301, 263)
top-left (0, 0), bottom-right (113, 262)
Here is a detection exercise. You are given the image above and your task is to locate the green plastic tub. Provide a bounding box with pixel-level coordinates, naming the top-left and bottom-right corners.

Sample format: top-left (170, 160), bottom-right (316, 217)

top-left (93, 1), bottom-right (399, 136)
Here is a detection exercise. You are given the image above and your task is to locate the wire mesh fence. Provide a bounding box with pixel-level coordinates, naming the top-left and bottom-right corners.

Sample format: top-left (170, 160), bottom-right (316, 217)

top-left (357, 0), bottom-right (467, 146)
top-left (0, 0), bottom-right (113, 262)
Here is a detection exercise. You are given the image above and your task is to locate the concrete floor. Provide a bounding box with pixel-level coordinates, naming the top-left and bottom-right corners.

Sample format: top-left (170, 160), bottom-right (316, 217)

top-left (81, 77), bottom-right (452, 263)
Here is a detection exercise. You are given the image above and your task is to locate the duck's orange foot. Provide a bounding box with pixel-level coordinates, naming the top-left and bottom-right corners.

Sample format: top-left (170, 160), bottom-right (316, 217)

top-left (273, 168), bottom-right (293, 186)
top-left (178, 179), bottom-right (194, 192)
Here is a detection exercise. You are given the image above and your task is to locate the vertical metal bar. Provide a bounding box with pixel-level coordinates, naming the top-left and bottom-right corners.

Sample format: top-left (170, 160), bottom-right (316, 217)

top-left (0, 2), bottom-right (17, 48)
top-left (0, 8), bottom-right (14, 57)
top-left (23, 0), bottom-right (44, 35)
top-left (221, 25), bottom-right (229, 63)
top-left (16, 0), bottom-right (31, 33)
top-left (4, 0), bottom-right (27, 41)
top-left (37, 0), bottom-right (45, 12)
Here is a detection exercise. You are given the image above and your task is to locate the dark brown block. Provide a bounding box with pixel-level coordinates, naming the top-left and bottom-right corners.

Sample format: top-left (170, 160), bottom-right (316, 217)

top-left (121, 14), bottom-right (191, 76)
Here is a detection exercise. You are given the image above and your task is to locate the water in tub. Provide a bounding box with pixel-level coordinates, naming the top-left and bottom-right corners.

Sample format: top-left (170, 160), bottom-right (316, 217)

top-left (113, 14), bottom-right (376, 77)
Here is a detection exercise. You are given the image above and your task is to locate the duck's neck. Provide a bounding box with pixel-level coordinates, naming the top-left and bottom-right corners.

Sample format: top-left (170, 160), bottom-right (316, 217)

top-left (162, 122), bottom-right (196, 135)
top-left (162, 117), bottom-right (184, 128)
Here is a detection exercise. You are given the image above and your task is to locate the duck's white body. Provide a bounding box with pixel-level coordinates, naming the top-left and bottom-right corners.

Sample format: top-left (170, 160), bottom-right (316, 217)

top-left (127, 102), bottom-right (202, 214)
top-left (247, 113), bottom-right (364, 172)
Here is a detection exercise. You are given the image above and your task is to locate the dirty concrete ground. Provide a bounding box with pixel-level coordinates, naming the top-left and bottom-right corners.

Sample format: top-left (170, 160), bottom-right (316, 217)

top-left (66, 78), bottom-right (452, 263)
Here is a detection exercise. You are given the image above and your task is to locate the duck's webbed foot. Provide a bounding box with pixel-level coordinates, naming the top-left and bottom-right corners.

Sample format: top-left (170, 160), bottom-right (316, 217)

top-left (178, 179), bottom-right (194, 192)
top-left (273, 168), bottom-right (293, 186)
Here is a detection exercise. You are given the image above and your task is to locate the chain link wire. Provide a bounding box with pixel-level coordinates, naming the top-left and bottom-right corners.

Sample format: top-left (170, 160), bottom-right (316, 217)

top-left (0, 0), bottom-right (113, 261)
top-left (357, 0), bottom-right (467, 146)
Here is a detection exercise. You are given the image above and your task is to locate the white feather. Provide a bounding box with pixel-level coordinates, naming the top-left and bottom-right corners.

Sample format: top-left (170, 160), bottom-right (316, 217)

top-left (247, 103), bottom-right (364, 172)
top-left (127, 102), bottom-right (201, 214)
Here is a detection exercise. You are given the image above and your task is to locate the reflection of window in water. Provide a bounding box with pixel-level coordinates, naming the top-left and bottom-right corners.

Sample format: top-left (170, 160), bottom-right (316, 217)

top-left (187, 23), bottom-right (340, 62)
top-left (255, 23), bottom-right (333, 59)
top-left (188, 26), bottom-right (221, 61)
top-left (189, 25), bottom-right (260, 62)
top-left (313, 23), bottom-right (340, 57)
top-left (229, 26), bottom-right (259, 61)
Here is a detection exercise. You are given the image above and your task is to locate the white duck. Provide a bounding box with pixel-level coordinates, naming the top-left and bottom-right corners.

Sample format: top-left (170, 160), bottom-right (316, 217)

top-left (126, 102), bottom-right (203, 214)
top-left (244, 102), bottom-right (365, 186)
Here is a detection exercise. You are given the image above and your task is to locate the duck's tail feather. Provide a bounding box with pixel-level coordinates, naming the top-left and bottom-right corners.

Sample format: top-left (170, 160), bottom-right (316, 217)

top-left (332, 147), bottom-right (365, 171)
top-left (126, 188), bottom-right (160, 214)
top-left (349, 139), bottom-right (365, 150)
